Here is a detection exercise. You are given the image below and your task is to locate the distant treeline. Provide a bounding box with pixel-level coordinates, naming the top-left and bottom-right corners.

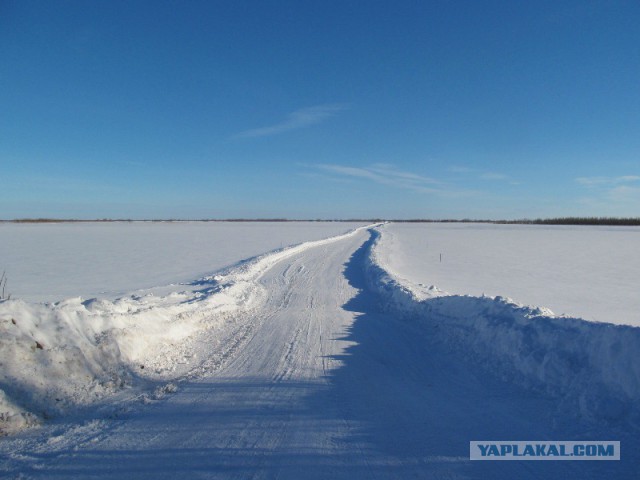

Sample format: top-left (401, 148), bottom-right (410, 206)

top-left (517, 217), bottom-right (640, 226)
top-left (2, 218), bottom-right (367, 223)
top-left (398, 217), bottom-right (640, 226)
top-left (2, 217), bottom-right (640, 226)
top-left (5, 218), bottom-right (295, 223)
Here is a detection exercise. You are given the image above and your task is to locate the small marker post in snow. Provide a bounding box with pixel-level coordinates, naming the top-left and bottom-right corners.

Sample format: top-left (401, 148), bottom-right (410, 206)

top-left (440, 253), bottom-right (442, 263)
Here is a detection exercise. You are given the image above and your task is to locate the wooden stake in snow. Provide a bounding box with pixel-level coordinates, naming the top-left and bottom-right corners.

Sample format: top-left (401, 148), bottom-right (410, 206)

top-left (0, 271), bottom-right (9, 300)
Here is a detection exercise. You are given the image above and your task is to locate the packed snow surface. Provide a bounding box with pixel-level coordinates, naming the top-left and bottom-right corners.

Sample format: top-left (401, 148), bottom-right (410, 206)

top-left (375, 222), bottom-right (640, 326)
top-left (1, 223), bottom-right (639, 479)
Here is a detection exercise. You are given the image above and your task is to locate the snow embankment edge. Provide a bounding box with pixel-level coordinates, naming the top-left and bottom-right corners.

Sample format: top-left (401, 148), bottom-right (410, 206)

top-left (364, 227), bottom-right (640, 425)
top-left (0, 224), bottom-right (374, 435)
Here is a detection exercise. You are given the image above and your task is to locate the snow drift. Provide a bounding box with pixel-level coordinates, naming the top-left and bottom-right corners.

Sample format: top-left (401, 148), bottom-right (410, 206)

top-left (0, 226), bottom-right (368, 435)
top-left (365, 227), bottom-right (640, 425)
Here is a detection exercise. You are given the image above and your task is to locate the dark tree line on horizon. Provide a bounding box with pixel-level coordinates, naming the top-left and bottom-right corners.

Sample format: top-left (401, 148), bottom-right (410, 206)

top-left (398, 217), bottom-right (640, 226)
top-left (3, 217), bottom-right (640, 226)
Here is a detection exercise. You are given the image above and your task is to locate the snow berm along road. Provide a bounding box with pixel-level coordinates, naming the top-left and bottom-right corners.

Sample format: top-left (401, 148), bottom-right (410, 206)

top-left (1, 225), bottom-right (638, 479)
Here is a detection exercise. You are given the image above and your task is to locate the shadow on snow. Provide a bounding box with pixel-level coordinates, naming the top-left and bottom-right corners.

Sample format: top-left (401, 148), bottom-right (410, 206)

top-left (324, 229), bottom-right (639, 479)
top-left (4, 230), bottom-right (639, 480)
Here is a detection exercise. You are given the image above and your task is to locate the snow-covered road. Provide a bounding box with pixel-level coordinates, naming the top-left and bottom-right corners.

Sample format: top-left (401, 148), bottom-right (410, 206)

top-left (1, 228), bottom-right (637, 479)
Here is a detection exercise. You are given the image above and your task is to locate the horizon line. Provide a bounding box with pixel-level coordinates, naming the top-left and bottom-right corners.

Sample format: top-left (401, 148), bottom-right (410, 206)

top-left (2, 217), bottom-right (640, 226)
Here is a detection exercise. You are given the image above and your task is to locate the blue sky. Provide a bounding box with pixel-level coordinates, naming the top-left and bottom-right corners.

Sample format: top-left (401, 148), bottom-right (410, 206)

top-left (1, 0), bottom-right (639, 219)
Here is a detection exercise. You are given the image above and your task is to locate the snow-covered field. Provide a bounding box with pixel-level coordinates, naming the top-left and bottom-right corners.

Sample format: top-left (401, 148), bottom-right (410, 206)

top-left (376, 222), bottom-right (640, 326)
top-left (1, 222), bottom-right (639, 479)
top-left (0, 221), bottom-right (365, 303)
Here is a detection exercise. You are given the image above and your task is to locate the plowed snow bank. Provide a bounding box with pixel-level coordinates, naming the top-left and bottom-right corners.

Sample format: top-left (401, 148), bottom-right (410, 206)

top-left (366, 227), bottom-right (640, 424)
top-left (0, 226), bottom-right (369, 435)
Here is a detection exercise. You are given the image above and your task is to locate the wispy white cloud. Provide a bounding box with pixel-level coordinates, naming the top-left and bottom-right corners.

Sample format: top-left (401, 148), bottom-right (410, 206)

top-left (316, 164), bottom-right (442, 194)
top-left (451, 166), bottom-right (516, 184)
top-left (449, 165), bottom-right (475, 174)
top-left (480, 172), bottom-right (509, 181)
top-left (234, 104), bottom-right (346, 139)
top-left (575, 175), bottom-right (640, 186)
top-left (575, 175), bottom-right (640, 215)
top-left (609, 185), bottom-right (640, 201)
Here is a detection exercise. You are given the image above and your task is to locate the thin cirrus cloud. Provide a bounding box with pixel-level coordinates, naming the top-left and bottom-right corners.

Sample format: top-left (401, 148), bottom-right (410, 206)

top-left (576, 175), bottom-right (640, 209)
top-left (575, 175), bottom-right (640, 186)
top-left (234, 104), bottom-right (347, 139)
top-left (448, 166), bottom-right (475, 174)
top-left (316, 164), bottom-right (444, 194)
top-left (479, 172), bottom-right (509, 181)
top-left (451, 166), bottom-right (513, 182)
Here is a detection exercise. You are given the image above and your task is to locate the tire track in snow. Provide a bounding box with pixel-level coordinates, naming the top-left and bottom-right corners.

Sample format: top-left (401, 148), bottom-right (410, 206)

top-left (3, 227), bottom-right (636, 479)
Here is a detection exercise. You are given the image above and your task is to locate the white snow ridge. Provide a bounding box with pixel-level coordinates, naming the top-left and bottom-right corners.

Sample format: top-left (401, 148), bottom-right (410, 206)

top-left (367, 226), bottom-right (640, 424)
top-left (0, 225), bottom-right (368, 435)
